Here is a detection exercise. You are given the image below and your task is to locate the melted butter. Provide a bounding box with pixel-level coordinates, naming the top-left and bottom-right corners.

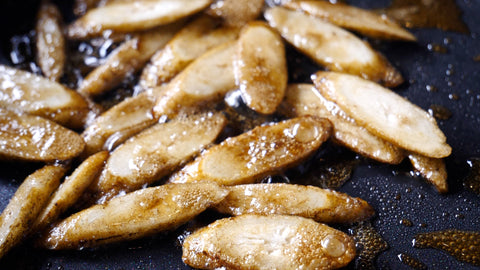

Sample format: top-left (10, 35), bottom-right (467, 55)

top-left (398, 253), bottom-right (427, 270)
top-left (383, 0), bottom-right (469, 33)
top-left (349, 221), bottom-right (388, 270)
top-left (428, 104), bottom-right (452, 120)
top-left (413, 229), bottom-right (480, 266)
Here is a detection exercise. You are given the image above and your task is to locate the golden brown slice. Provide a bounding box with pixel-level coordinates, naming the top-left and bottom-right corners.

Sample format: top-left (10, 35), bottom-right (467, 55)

top-left (81, 89), bottom-right (159, 157)
top-left (408, 153), bottom-right (448, 193)
top-left (0, 109), bottom-right (85, 162)
top-left (234, 22), bottom-right (287, 114)
top-left (283, 1), bottom-right (416, 41)
top-left (78, 23), bottom-right (182, 97)
top-left (206, 0), bottom-right (264, 27)
top-left (182, 214), bottom-right (356, 270)
top-left (67, 0), bottom-right (211, 39)
top-left (281, 83), bottom-right (404, 164)
top-left (139, 15), bottom-right (240, 89)
top-left (170, 116), bottom-right (332, 185)
top-left (0, 165), bottom-right (65, 258)
top-left (264, 6), bottom-right (403, 87)
top-left (36, 1), bottom-right (65, 82)
top-left (215, 183), bottom-right (374, 223)
top-left (92, 112), bottom-right (227, 202)
top-left (39, 181), bottom-right (228, 249)
top-left (32, 151), bottom-right (109, 232)
top-left (313, 71), bottom-right (451, 158)
top-left (152, 41), bottom-right (237, 119)
top-left (0, 65), bottom-right (89, 129)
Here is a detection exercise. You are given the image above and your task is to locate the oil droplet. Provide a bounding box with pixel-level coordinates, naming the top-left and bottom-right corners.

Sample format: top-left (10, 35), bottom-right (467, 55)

top-left (400, 218), bottom-right (413, 227)
top-left (349, 221), bottom-right (388, 270)
top-left (464, 158), bottom-right (480, 194)
top-left (474, 55), bottom-right (480, 62)
top-left (428, 104), bottom-right (452, 120)
top-left (383, 0), bottom-right (469, 33)
top-left (321, 235), bottom-right (346, 257)
top-left (448, 93), bottom-right (459, 100)
top-left (425, 84), bottom-right (437, 92)
top-left (427, 43), bottom-right (447, 53)
top-left (398, 253), bottom-right (427, 270)
top-left (413, 229), bottom-right (480, 266)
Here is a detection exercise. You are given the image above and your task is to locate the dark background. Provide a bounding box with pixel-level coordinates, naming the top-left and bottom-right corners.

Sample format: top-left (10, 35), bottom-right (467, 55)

top-left (0, 0), bottom-right (479, 269)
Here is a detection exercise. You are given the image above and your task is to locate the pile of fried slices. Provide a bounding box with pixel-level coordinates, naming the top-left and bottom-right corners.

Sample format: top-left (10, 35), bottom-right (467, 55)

top-left (0, 0), bottom-right (451, 269)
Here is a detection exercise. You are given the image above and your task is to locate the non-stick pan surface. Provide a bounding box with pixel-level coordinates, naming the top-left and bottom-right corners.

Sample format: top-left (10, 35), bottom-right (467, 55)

top-left (0, 0), bottom-right (479, 269)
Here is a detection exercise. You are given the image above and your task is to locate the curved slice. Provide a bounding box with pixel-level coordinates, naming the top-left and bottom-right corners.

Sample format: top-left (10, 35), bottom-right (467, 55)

top-left (206, 0), bottom-right (264, 26)
top-left (78, 23), bottom-right (181, 97)
top-left (283, 1), bottom-right (416, 41)
top-left (93, 112), bottom-right (227, 202)
top-left (313, 71), bottom-right (451, 158)
top-left (0, 109), bottom-right (85, 162)
top-left (264, 6), bottom-right (403, 87)
top-left (215, 183), bottom-right (374, 223)
top-left (0, 65), bottom-right (89, 129)
top-left (81, 89), bottom-right (160, 157)
top-left (32, 151), bottom-right (109, 232)
top-left (234, 22), bottom-right (287, 114)
top-left (67, 0), bottom-right (211, 39)
top-left (0, 165), bottom-right (65, 259)
top-left (140, 15), bottom-right (240, 89)
top-left (182, 214), bottom-right (356, 270)
top-left (36, 2), bottom-right (65, 82)
top-left (39, 182), bottom-right (228, 249)
top-left (170, 116), bottom-right (332, 185)
top-left (408, 153), bottom-right (448, 193)
top-left (152, 41), bottom-right (237, 119)
top-left (281, 83), bottom-right (404, 164)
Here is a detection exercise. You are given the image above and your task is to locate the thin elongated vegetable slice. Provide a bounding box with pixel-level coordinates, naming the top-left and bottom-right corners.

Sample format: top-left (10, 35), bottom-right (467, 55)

top-left (215, 183), bottom-right (374, 223)
top-left (0, 109), bottom-right (85, 161)
top-left (281, 83), bottom-right (404, 164)
top-left (36, 2), bottom-right (65, 82)
top-left (234, 22), bottom-right (287, 114)
top-left (81, 89), bottom-right (159, 157)
top-left (32, 151), bottom-right (109, 232)
top-left (67, 0), bottom-right (211, 39)
top-left (152, 41), bottom-right (237, 119)
top-left (39, 182), bottom-right (228, 249)
top-left (313, 71), bottom-right (451, 158)
top-left (283, 1), bottom-right (416, 41)
top-left (264, 6), bottom-right (403, 87)
top-left (206, 0), bottom-right (264, 26)
top-left (0, 65), bottom-right (89, 129)
top-left (92, 112), bottom-right (227, 202)
top-left (182, 214), bottom-right (356, 270)
top-left (170, 116), bottom-right (331, 185)
top-left (78, 23), bottom-right (182, 97)
top-left (140, 15), bottom-right (240, 89)
top-left (0, 165), bottom-right (66, 258)
top-left (409, 153), bottom-right (448, 193)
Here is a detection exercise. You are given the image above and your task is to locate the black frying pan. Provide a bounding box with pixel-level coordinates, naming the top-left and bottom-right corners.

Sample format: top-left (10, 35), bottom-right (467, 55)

top-left (0, 0), bottom-right (479, 269)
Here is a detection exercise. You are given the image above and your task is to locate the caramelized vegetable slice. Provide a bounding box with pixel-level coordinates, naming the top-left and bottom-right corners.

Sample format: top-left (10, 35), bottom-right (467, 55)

top-left (215, 183), bottom-right (374, 223)
top-left (234, 22), bottom-right (287, 114)
top-left (67, 0), bottom-right (211, 39)
top-left (81, 89), bottom-right (159, 157)
top-left (206, 0), bottom-right (264, 26)
top-left (170, 116), bottom-right (332, 185)
top-left (0, 165), bottom-right (65, 258)
top-left (409, 153), bottom-right (448, 193)
top-left (0, 65), bottom-right (89, 129)
top-left (78, 23), bottom-right (182, 97)
top-left (32, 151), bottom-right (109, 232)
top-left (183, 214), bottom-right (356, 270)
top-left (39, 182), bottom-right (228, 249)
top-left (281, 83), bottom-right (404, 164)
top-left (283, 1), bottom-right (416, 41)
top-left (36, 1), bottom-right (65, 82)
top-left (93, 112), bottom-right (227, 202)
top-left (313, 71), bottom-right (451, 158)
top-left (152, 41), bottom-right (237, 118)
top-left (140, 15), bottom-right (240, 89)
top-left (0, 109), bottom-right (85, 161)
top-left (264, 6), bottom-right (403, 87)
